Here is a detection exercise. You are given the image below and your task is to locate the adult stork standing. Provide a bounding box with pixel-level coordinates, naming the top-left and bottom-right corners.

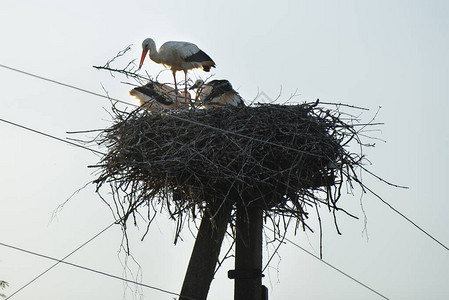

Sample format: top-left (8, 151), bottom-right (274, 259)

top-left (190, 79), bottom-right (245, 108)
top-left (138, 38), bottom-right (215, 96)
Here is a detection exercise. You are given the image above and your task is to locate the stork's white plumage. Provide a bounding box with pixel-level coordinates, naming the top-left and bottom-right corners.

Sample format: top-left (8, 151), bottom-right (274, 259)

top-left (130, 82), bottom-right (190, 111)
top-left (138, 38), bottom-right (215, 96)
top-left (190, 79), bottom-right (245, 108)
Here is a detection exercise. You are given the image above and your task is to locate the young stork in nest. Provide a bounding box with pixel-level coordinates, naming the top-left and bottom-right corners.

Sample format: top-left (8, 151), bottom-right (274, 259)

top-left (138, 38), bottom-right (215, 97)
top-left (130, 82), bottom-right (191, 111)
top-left (190, 79), bottom-right (245, 108)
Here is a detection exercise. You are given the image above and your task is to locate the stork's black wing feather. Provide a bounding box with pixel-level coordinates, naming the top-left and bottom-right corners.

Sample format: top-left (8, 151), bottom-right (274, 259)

top-left (134, 83), bottom-right (173, 106)
top-left (184, 50), bottom-right (214, 63)
top-left (202, 80), bottom-right (234, 104)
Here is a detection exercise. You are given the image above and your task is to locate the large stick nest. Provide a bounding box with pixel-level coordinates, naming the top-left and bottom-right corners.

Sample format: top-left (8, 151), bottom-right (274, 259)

top-left (93, 101), bottom-right (369, 236)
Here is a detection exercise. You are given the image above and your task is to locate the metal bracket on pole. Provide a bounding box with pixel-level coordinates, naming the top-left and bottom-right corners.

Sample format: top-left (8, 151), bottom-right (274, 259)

top-left (227, 269), bottom-right (265, 280)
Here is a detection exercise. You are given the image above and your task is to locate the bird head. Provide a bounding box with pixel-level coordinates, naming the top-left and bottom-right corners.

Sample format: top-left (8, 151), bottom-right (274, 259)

top-left (138, 38), bottom-right (155, 70)
top-left (189, 79), bottom-right (205, 90)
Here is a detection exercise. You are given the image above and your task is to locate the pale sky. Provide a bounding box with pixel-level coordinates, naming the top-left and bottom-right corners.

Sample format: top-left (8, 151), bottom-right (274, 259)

top-left (1, 0), bottom-right (448, 299)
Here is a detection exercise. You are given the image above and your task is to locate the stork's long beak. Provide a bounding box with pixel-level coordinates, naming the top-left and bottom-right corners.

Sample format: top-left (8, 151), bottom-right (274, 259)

top-left (138, 49), bottom-right (148, 70)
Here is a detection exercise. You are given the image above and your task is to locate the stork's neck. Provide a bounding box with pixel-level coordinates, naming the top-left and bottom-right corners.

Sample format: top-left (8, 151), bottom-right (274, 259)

top-left (147, 40), bottom-right (162, 64)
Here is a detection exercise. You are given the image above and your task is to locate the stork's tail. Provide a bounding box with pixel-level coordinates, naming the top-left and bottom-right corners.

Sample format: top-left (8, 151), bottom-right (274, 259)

top-left (202, 64), bottom-right (215, 72)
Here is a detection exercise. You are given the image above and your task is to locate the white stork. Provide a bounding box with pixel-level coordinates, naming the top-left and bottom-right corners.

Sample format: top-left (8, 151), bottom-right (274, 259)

top-left (190, 79), bottom-right (245, 108)
top-left (129, 82), bottom-right (190, 111)
top-left (138, 38), bottom-right (215, 96)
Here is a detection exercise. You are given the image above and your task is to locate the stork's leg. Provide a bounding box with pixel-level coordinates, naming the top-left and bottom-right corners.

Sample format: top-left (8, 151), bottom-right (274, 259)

top-left (184, 70), bottom-right (193, 109)
top-left (184, 71), bottom-right (188, 98)
top-left (172, 71), bottom-right (178, 94)
top-left (172, 70), bottom-right (178, 102)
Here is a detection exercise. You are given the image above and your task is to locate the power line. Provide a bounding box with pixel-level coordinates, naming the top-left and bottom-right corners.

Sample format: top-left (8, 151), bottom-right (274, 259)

top-left (0, 117), bottom-right (105, 156)
top-left (5, 221), bottom-right (117, 299)
top-left (264, 226), bottom-right (390, 300)
top-left (362, 183), bottom-right (449, 252)
top-left (0, 63), bottom-right (132, 107)
top-left (0, 240), bottom-right (193, 300)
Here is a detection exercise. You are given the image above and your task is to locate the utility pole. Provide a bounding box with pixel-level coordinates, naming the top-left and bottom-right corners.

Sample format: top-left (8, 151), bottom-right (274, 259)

top-left (179, 200), bottom-right (232, 300)
top-left (229, 203), bottom-right (264, 300)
